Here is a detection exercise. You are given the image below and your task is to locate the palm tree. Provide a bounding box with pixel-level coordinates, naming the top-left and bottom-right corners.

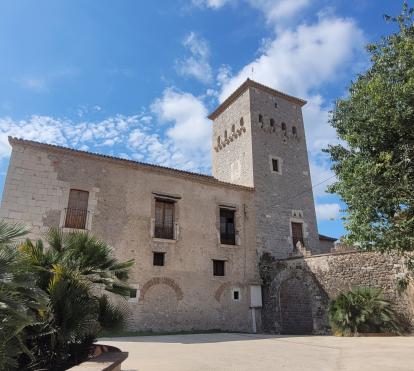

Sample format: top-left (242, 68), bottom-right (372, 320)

top-left (0, 221), bottom-right (48, 370)
top-left (329, 286), bottom-right (401, 336)
top-left (19, 228), bottom-right (134, 369)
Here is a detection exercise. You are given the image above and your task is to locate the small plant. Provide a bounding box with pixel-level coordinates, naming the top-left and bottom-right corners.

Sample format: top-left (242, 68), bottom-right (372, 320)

top-left (329, 286), bottom-right (401, 336)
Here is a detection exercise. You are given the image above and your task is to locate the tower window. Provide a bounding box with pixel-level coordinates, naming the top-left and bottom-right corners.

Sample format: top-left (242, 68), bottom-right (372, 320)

top-left (281, 122), bottom-right (286, 131)
top-left (258, 114), bottom-right (263, 123)
top-left (224, 130), bottom-right (228, 140)
top-left (240, 117), bottom-right (244, 126)
top-left (272, 159), bottom-right (279, 172)
top-left (274, 102), bottom-right (278, 109)
top-left (233, 289), bottom-right (240, 301)
top-left (232, 124), bottom-right (235, 133)
top-left (292, 126), bottom-right (297, 135)
top-left (270, 156), bottom-right (282, 174)
top-left (213, 259), bottom-right (225, 276)
top-left (270, 118), bottom-right (275, 128)
top-left (153, 252), bottom-right (165, 266)
top-left (220, 208), bottom-right (236, 245)
top-left (217, 136), bottom-right (221, 144)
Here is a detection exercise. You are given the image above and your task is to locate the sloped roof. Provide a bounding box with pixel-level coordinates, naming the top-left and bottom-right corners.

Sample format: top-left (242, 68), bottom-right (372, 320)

top-left (8, 137), bottom-right (254, 191)
top-left (208, 78), bottom-right (307, 120)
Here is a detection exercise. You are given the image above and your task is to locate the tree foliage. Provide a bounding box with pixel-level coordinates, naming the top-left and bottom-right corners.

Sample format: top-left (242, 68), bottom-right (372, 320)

top-left (325, 2), bottom-right (414, 251)
top-left (0, 223), bottom-right (134, 370)
top-left (329, 286), bottom-right (401, 336)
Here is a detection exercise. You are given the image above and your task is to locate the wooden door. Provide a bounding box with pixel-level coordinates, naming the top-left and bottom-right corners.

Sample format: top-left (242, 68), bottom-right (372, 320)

top-left (65, 189), bottom-right (89, 229)
top-left (291, 222), bottom-right (304, 248)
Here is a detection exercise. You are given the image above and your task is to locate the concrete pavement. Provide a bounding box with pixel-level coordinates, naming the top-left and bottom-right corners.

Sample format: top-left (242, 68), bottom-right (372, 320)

top-left (98, 333), bottom-right (414, 371)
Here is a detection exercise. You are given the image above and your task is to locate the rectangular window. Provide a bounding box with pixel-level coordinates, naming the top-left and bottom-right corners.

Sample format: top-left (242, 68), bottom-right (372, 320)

top-left (233, 290), bottom-right (240, 301)
top-left (213, 259), bottom-right (225, 276)
top-left (272, 158), bottom-right (279, 172)
top-left (154, 199), bottom-right (174, 239)
top-left (291, 222), bottom-right (304, 248)
top-left (220, 208), bottom-right (236, 245)
top-left (65, 189), bottom-right (89, 229)
top-left (130, 288), bottom-right (137, 299)
top-left (153, 252), bottom-right (165, 266)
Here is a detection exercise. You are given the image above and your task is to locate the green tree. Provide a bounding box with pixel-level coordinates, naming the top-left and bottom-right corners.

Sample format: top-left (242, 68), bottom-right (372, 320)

top-left (325, 2), bottom-right (414, 252)
top-left (329, 286), bottom-right (401, 336)
top-left (0, 222), bottom-right (49, 370)
top-left (19, 228), bottom-right (134, 369)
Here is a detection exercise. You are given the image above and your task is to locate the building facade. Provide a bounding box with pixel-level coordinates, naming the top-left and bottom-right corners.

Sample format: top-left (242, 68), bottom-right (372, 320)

top-left (0, 79), bottom-right (330, 332)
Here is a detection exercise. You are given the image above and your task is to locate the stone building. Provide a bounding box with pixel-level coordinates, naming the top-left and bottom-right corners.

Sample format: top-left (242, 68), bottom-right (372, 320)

top-left (0, 79), bottom-right (333, 333)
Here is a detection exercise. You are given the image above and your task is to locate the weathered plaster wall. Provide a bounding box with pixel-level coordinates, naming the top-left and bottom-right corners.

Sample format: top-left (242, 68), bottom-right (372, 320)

top-left (0, 140), bottom-right (261, 332)
top-left (261, 251), bottom-right (414, 334)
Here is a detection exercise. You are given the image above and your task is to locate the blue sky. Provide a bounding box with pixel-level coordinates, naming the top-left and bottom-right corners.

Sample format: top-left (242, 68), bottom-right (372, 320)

top-left (0, 0), bottom-right (405, 238)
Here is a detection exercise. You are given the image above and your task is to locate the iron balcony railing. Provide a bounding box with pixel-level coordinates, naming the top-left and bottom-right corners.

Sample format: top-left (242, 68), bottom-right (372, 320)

top-left (64, 208), bottom-right (90, 230)
top-left (154, 224), bottom-right (174, 239)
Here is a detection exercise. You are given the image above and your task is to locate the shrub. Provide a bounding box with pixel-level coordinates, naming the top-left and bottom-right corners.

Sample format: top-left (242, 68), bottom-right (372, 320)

top-left (329, 286), bottom-right (401, 336)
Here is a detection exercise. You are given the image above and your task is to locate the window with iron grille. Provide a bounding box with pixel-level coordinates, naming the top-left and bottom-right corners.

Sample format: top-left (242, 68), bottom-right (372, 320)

top-left (65, 189), bottom-right (89, 229)
top-left (213, 260), bottom-right (225, 276)
top-left (153, 252), bottom-right (165, 266)
top-left (220, 208), bottom-right (235, 245)
top-left (154, 199), bottom-right (175, 239)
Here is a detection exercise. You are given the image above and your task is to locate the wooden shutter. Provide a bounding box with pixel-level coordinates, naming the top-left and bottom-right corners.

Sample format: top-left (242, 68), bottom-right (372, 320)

top-left (65, 189), bottom-right (89, 229)
top-left (154, 199), bottom-right (174, 239)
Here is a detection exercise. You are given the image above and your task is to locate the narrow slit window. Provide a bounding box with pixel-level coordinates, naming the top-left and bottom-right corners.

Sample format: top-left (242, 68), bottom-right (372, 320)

top-left (292, 126), bottom-right (297, 135)
top-left (154, 199), bottom-right (175, 239)
top-left (213, 260), bottom-right (225, 276)
top-left (281, 122), bottom-right (287, 131)
top-left (272, 158), bottom-right (279, 173)
top-left (270, 118), bottom-right (275, 128)
top-left (233, 290), bottom-right (240, 301)
top-left (240, 117), bottom-right (244, 126)
top-left (65, 189), bottom-right (89, 229)
top-left (220, 208), bottom-right (236, 245)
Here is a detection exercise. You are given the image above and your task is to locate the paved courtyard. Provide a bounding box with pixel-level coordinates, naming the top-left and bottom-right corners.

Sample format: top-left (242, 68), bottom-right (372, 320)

top-left (99, 333), bottom-right (414, 371)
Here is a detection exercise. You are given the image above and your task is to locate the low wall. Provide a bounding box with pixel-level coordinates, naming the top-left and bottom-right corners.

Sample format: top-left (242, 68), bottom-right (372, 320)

top-left (260, 251), bottom-right (414, 334)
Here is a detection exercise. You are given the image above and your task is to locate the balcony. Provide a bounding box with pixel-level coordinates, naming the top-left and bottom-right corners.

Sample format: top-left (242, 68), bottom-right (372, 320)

top-left (64, 208), bottom-right (90, 230)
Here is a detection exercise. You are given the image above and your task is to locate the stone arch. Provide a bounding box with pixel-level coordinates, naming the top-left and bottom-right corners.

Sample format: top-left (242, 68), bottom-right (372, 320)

top-left (279, 276), bottom-right (313, 334)
top-left (140, 277), bottom-right (184, 301)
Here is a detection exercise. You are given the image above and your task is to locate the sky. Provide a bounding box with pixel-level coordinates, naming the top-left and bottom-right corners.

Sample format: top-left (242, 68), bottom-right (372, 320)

top-left (0, 0), bottom-right (405, 238)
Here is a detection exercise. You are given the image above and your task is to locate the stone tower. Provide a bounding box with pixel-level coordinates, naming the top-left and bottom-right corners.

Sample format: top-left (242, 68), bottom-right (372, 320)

top-left (209, 79), bottom-right (319, 258)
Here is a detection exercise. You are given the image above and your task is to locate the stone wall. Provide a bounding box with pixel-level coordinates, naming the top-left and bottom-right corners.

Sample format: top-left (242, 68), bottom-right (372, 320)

top-left (0, 139), bottom-right (261, 333)
top-left (261, 251), bottom-right (414, 334)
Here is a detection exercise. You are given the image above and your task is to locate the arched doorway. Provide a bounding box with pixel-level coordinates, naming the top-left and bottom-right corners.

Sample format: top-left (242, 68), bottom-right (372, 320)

top-left (279, 277), bottom-right (313, 334)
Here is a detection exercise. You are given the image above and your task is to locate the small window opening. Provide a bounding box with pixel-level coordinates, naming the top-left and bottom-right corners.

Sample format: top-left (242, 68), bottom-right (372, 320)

top-left (233, 290), bottom-right (240, 301)
top-left (213, 260), bottom-right (225, 276)
top-left (217, 136), bottom-right (221, 144)
top-left (258, 114), bottom-right (263, 123)
top-left (292, 126), bottom-right (297, 135)
top-left (281, 122), bottom-right (286, 131)
top-left (240, 117), bottom-right (244, 126)
top-left (231, 124), bottom-right (235, 133)
top-left (272, 158), bottom-right (279, 173)
top-left (224, 130), bottom-right (228, 140)
top-left (270, 118), bottom-right (275, 128)
top-left (220, 208), bottom-right (236, 245)
top-left (274, 102), bottom-right (278, 109)
top-left (153, 252), bottom-right (165, 266)
top-left (130, 288), bottom-right (137, 299)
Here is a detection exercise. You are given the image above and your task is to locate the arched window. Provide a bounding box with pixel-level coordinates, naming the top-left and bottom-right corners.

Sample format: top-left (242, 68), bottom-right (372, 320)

top-left (270, 118), bottom-right (275, 128)
top-left (281, 122), bottom-right (286, 131)
top-left (224, 130), bottom-right (228, 140)
top-left (232, 124), bottom-right (235, 133)
top-left (259, 114), bottom-right (263, 123)
top-left (292, 126), bottom-right (297, 135)
top-left (240, 117), bottom-right (244, 126)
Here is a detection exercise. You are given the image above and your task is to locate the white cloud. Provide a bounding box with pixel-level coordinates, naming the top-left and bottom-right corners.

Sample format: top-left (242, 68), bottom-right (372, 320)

top-left (176, 32), bottom-right (213, 84)
top-left (247, 0), bottom-right (310, 24)
top-left (219, 17), bottom-right (364, 102)
top-left (15, 77), bottom-right (48, 93)
top-left (151, 88), bottom-right (211, 150)
top-left (192, 0), bottom-right (232, 9)
top-left (315, 203), bottom-right (340, 221)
